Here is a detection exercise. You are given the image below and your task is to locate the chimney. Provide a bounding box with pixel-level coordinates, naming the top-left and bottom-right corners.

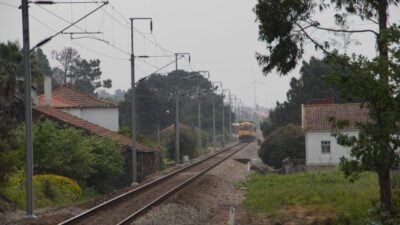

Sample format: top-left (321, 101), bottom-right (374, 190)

top-left (44, 76), bottom-right (52, 106)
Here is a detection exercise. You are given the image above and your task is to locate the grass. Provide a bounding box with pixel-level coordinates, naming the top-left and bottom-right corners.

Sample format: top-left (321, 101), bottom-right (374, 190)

top-left (243, 169), bottom-right (379, 224)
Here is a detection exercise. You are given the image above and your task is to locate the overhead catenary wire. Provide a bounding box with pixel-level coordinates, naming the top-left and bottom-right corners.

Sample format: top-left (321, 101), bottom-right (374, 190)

top-left (15, 5), bottom-right (128, 61)
top-left (0, 0), bottom-right (16, 8)
top-left (1, 0), bottom-right (185, 78)
top-left (31, 1), bottom-right (108, 50)
top-left (36, 4), bottom-right (130, 55)
top-left (109, 3), bottom-right (129, 24)
top-left (97, 3), bottom-right (174, 56)
top-left (30, 10), bottom-right (170, 75)
top-left (0, 0), bottom-right (124, 61)
top-left (96, 2), bottom-right (177, 63)
top-left (29, 14), bottom-right (129, 61)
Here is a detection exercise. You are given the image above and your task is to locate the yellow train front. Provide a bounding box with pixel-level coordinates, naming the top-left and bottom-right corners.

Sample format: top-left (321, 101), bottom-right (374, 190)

top-left (238, 121), bottom-right (256, 142)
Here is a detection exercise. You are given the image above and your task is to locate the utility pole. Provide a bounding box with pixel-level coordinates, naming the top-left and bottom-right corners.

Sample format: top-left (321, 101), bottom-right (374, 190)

top-left (129, 18), bottom-right (137, 185)
top-left (237, 100), bottom-right (241, 122)
top-left (195, 70), bottom-right (209, 154)
top-left (228, 90), bottom-right (232, 142)
top-left (222, 101), bottom-right (225, 144)
top-left (157, 124), bottom-right (160, 145)
top-left (174, 53), bottom-right (190, 71)
top-left (19, 2), bottom-right (108, 215)
top-left (175, 90), bottom-right (180, 164)
top-left (21, 0), bottom-right (34, 218)
top-left (197, 87), bottom-right (202, 154)
top-left (212, 81), bottom-right (222, 151)
top-left (212, 99), bottom-right (216, 152)
top-left (222, 90), bottom-right (226, 144)
top-left (129, 17), bottom-right (152, 184)
top-left (233, 96), bottom-right (238, 123)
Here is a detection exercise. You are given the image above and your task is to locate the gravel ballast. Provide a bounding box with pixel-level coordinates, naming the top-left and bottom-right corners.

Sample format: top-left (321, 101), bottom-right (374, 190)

top-left (133, 141), bottom-right (260, 225)
top-left (1, 142), bottom-right (261, 225)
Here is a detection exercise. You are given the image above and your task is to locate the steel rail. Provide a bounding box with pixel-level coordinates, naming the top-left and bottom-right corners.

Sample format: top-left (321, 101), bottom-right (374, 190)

top-left (117, 142), bottom-right (249, 225)
top-left (58, 142), bottom-right (245, 225)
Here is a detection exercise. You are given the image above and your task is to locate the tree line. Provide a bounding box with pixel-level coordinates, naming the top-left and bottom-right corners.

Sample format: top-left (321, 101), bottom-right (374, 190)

top-left (255, 0), bottom-right (400, 221)
top-left (0, 42), bottom-right (235, 207)
top-left (259, 57), bottom-right (346, 168)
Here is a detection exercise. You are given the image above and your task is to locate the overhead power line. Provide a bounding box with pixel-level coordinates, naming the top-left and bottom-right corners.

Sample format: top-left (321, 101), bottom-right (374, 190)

top-left (31, 1), bottom-right (108, 50)
top-left (1, 0), bottom-right (181, 76)
top-left (0, 0), bottom-right (16, 8)
top-left (29, 15), bottom-right (129, 61)
top-left (37, 4), bottom-right (130, 55)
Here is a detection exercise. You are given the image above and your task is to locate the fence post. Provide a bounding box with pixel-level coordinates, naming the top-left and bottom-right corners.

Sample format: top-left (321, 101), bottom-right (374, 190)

top-left (229, 207), bottom-right (235, 225)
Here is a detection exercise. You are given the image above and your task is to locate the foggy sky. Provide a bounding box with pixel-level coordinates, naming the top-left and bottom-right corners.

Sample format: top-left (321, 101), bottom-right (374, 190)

top-left (0, 0), bottom-right (399, 108)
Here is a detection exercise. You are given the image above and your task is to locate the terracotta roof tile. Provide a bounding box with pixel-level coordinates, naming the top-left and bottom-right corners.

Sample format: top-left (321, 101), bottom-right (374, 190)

top-left (38, 95), bottom-right (78, 108)
top-left (38, 86), bottom-right (117, 108)
top-left (161, 123), bottom-right (193, 135)
top-left (302, 103), bottom-right (369, 131)
top-left (33, 106), bottom-right (155, 152)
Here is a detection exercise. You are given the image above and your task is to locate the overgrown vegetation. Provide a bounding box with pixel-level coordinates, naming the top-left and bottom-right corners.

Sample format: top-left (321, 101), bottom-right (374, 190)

top-left (260, 57), bottom-right (348, 137)
top-left (255, 0), bottom-right (400, 214)
top-left (243, 169), bottom-right (380, 224)
top-left (166, 126), bottom-right (197, 162)
top-left (1, 173), bottom-right (82, 209)
top-left (0, 42), bottom-right (43, 182)
top-left (258, 124), bottom-right (304, 168)
top-left (258, 58), bottom-right (345, 169)
top-left (119, 71), bottom-right (233, 139)
top-left (0, 119), bottom-right (124, 200)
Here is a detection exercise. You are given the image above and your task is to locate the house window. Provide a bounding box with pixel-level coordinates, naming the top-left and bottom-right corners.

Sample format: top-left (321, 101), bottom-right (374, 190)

top-left (321, 141), bottom-right (331, 154)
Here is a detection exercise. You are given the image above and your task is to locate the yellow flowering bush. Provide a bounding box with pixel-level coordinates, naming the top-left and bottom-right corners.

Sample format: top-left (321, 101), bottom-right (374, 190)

top-left (1, 172), bottom-right (82, 209)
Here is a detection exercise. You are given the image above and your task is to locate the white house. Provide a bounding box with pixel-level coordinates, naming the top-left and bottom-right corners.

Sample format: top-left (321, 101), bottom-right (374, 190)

top-left (37, 82), bottom-right (119, 131)
top-left (301, 101), bottom-right (369, 166)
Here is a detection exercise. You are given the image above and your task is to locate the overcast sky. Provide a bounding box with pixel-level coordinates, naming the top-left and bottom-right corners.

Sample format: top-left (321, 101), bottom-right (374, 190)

top-left (0, 0), bottom-right (399, 108)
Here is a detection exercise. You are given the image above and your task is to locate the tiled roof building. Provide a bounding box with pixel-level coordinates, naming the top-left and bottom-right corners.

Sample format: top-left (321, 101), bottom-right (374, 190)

top-left (37, 86), bottom-right (119, 131)
top-left (301, 101), bottom-right (369, 166)
top-left (34, 106), bottom-right (154, 152)
top-left (38, 86), bottom-right (117, 108)
top-left (302, 103), bottom-right (369, 131)
top-left (34, 84), bottom-right (159, 181)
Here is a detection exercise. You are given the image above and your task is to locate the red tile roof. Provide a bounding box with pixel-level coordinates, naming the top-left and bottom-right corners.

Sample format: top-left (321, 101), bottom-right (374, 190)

top-left (38, 86), bottom-right (117, 108)
top-left (302, 103), bottom-right (369, 131)
top-left (34, 106), bottom-right (155, 152)
top-left (161, 123), bottom-right (194, 135)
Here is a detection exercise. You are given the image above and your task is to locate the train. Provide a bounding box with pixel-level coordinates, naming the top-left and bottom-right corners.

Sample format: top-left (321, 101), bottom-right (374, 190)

top-left (238, 121), bottom-right (256, 142)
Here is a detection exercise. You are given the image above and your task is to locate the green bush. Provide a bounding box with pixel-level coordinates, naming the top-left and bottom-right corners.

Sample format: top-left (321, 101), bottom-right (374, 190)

top-left (258, 124), bottom-right (305, 168)
top-left (86, 136), bottom-right (124, 193)
top-left (1, 173), bottom-right (82, 209)
top-left (0, 146), bottom-right (23, 183)
top-left (12, 119), bottom-right (123, 193)
top-left (166, 127), bottom-right (197, 162)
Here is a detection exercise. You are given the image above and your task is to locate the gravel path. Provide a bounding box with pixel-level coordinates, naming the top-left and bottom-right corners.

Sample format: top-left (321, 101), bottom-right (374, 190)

top-left (133, 141), bottom-right (261, 225)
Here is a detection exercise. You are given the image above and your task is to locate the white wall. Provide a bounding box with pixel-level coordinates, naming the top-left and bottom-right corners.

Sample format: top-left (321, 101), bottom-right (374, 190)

top-left (61, 107), bottom-right (119, 131)
top-left (81, 108), bottom-right (119, 131)
top-left (61, 108), bottom-right (81, 118)
top-left (305, 130), bottom-right (358, 166)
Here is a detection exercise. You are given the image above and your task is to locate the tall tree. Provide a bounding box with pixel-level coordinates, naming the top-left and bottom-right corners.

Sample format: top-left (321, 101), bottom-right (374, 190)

top-left (255, 0), bottom-right (400, 213)
top-left (52, 47), bottom-right (79, 85)
top-left (0, 41), bottom-right (42, 181)
top-left (35, 48), bottom-right (51, 77)
top-left (52, 47), bottom-right (112, 94)
top-left (119, 70), bottom-right (229, 140)
top-left (34, 48), bottom-right (52, 94)
top-left (262, 57), bottom-right (348, 136)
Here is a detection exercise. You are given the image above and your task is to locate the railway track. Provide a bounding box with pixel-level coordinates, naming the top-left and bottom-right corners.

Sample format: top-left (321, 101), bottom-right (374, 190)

top-left (58, 142), bottom-right (249, 225)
